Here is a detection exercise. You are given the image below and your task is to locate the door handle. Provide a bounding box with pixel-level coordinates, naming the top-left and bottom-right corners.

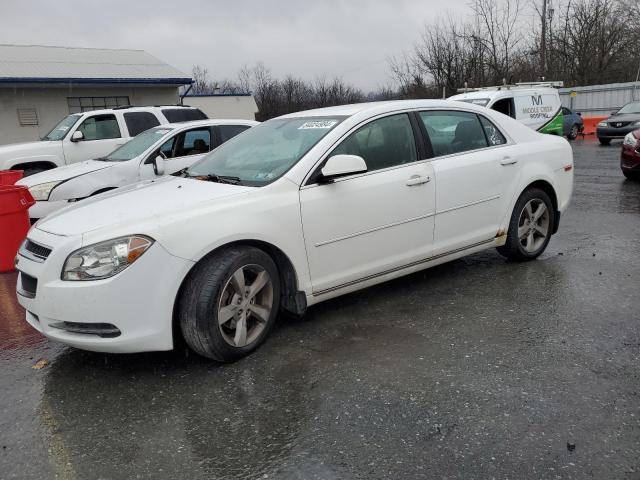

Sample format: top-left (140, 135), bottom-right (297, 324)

top-left (500, 156), bottom-right (518, 166)
top-left (406, 174), bottom-right (431, 186)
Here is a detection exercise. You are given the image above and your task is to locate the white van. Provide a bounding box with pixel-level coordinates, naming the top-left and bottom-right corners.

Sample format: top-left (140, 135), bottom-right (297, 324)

top-left (449, 82), bottom-right (564, 136)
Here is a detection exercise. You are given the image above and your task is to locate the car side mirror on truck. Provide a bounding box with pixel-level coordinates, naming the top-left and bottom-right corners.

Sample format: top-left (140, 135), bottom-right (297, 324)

top-left (71, 131), bottom-right (84, 142)
top-left (152, 155), bottom-right (166, 176)
top-left (319, 155), bottom-right (367, 183)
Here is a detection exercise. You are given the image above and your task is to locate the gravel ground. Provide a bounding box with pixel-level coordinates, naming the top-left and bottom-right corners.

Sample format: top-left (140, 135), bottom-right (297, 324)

top-left (0, 138), bottom-right (638, 480)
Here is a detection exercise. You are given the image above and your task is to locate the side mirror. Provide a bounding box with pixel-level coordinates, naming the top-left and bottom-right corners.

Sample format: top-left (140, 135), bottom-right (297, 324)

top-left (71, 131), bottom-right (84, 142)
top-left (319, 154), bottom-right (367, 182)
top-left (152, 155), bottom-right (166, 176)
top-left (577, 112), bottom-right (582, 116)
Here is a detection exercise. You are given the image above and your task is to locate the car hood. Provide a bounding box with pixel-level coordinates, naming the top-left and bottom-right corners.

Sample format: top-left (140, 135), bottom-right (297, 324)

top-left (607, 113), bottom-right (640, 122)
top-left (0, 141), bottom-right (62, 168)
top-left (35, 176), bottom-right (256, 237)
top-left (16, 160), bottom-right (115, 187)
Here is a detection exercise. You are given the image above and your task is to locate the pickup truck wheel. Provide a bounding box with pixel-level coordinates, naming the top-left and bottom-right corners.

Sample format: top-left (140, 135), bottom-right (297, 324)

top-left (497, 188), bottom-right (554, 261)
top-left (178, 246), bottom-right (280, 362)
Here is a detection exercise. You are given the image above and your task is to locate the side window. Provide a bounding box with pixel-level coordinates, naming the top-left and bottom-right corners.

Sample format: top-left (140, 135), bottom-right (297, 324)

top-left (76, 114), bottom-right (121, 140)
top-left (478, 115), bottom-right (507, 146)
top-left (176, 128), bottom-right (211, 157)
top-left (492, 98), bottom-right (515, 118)
top-left (161, 108), bottom-right (207, 123)
top-left (124, 112), bottom-right (161, 137)
top-left (331, 114), bottom-right (417, 172)
top-left (419, 111), bottom-right (488, 156)
top-left (159, 137), bottom-right (176, 158)
top-left (218, 125), bottom-right (251, 143)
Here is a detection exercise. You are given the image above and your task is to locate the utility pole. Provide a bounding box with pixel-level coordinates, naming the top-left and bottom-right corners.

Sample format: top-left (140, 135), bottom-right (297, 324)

top-left (541, 0), bottom-right (548, 78)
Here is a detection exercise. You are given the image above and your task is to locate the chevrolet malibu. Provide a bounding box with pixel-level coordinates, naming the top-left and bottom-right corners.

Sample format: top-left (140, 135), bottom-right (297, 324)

top-left (16, 100), bottom-right (574, 362)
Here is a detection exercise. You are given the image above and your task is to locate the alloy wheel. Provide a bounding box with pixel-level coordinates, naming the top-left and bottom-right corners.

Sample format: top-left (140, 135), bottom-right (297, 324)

top-left (217, 264), bottom-right (274, 348)
top-left (518, 199), bottom-right (550, 253)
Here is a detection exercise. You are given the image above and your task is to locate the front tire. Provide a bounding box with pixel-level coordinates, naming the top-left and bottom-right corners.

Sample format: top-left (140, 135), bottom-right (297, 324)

top-left (567, 124), bottom-right (579, 140)
top-left (598, 137), bottom-right (611, 145)
top-left (497, 188), bottom-right (555, 261)
top-left (623, 170), bottom-right (640, 181)
top-left (179, 246), bottom-right (280, 362)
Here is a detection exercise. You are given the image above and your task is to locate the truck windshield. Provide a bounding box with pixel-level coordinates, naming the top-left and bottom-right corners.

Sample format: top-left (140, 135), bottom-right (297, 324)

top-left (43, 114), bottom-right (81, 141)
top-left (187, 117), bottom-right (344, 186)
top-left (457, 98), bottom-right (490, 107)
top-left (103, 128), bottom-right (173, 162)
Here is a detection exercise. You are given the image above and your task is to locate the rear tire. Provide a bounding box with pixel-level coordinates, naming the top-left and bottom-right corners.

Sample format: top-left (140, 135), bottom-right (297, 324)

top-left (598, 137), bottom-right (611, 145)
top-left (497, 188), bottom-right (555, 261)
top-left (178, 246), bottom-right (280, 362)
top-left (567, 124), bottom-right (579, 140)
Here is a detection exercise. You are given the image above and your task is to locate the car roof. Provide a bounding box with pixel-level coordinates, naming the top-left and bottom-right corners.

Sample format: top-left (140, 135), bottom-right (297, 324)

top-left (163, 119), bottom-right (259, 129)
top-left (450, 86), bottom-right (559, 100)
top-left (74, 105), bottom-right (203, 116)
top-left (278, 99), bottom-right (489, 119)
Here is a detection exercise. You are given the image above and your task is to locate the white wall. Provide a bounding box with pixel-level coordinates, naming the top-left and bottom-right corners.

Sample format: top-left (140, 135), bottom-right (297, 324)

top-left (183, 95), bottom-right (258, 121)
top-left (0, 85), bottom-right (179, 145)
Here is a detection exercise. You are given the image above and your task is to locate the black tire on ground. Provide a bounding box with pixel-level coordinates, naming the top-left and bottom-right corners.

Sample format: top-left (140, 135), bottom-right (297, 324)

top-left (622, 170), bottom-right (640, 181)
top-left (567, 124), bottom-right (579, 140)
top-left (178, 246), bottom-right (281, 362)
top-left (497, 188), bottom-right (555, 262)
top-left (598, 137), bottom-right (611, 145)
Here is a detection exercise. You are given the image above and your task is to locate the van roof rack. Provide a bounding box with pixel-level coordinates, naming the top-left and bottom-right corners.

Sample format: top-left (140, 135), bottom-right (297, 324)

top-left (456, 81), bottom-right (564, 93)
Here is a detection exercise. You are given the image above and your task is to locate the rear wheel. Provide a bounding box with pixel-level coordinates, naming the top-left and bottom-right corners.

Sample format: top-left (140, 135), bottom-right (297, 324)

top-left (179, 246), bottom-right (280, 362)
top-left (567, 124), bottom-right (579, 140)
top-left (498, 188), bottom-right (555, 261)
top-left (623, 170), bottom-right (640, 181)
top-left (598, 137), bottom-right (611, 145)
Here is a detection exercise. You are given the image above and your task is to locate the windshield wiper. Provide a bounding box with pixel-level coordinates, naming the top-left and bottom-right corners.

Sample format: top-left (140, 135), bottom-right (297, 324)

top-left (204, 174), bottom-right (242, 185)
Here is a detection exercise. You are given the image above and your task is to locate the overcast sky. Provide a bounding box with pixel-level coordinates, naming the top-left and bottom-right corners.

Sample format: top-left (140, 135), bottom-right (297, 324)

top-left (0, 0), bottom-right (470, 91)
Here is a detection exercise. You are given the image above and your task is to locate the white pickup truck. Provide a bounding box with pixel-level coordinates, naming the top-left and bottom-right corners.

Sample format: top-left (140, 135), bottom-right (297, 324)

top-left (0, 105), bottom-right (207, 176)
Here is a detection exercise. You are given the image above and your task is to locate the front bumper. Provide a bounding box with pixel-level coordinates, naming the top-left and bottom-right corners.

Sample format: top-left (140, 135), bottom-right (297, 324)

top-left (621, 145), bottom-right (640, 171)
top-left (15, 228), bottom-right (194, 353)
top-left (597, 126), bottom-right (640, 139)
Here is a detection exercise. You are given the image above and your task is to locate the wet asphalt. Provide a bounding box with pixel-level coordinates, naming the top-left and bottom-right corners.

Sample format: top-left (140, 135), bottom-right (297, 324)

top-left (1, 138), bottom-right (639, 480)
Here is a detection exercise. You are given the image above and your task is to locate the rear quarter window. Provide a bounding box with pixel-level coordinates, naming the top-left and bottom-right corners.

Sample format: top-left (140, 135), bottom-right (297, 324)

top-left (161, 108), bottom-right (208, 123)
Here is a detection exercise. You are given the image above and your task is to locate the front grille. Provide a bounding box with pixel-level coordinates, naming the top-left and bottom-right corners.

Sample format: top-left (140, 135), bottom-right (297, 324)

top-left (611, 121), bottom-right (632, 128)
top-left (19, 272), bottom-right (37, 298)
top-left (49, 322), bottom-right (121, 338)
top-left (24, 240), bottom-right (52, 260)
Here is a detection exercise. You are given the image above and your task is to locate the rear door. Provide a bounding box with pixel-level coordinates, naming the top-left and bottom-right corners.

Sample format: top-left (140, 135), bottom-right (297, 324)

top-left (299, 112), bottom-right (436, 294)
top-left (63, 113), bottom-right (126, 164)
top-left (418, 110), bottom-right (518, 255)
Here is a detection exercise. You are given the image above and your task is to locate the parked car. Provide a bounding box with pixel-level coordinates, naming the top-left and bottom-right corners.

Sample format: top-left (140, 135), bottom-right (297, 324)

top-left (449, 82), bottom-right (564, 136)
top-left (15, 100), bottom-right (573, 362)
top-left (0, 105), bottom-right (207, 176)
top-left (596, 101), bottom-right (640, 145)
top-left (16, 119), bottom-right (258, 221)
top-left (621, 130), bottom-right (640, 180)
top-left (562, 107), bottom-right (584, 140)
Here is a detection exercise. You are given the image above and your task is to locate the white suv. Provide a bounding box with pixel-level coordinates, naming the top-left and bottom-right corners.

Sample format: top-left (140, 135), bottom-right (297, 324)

top-left (0, 105), bottom-right (207, 176)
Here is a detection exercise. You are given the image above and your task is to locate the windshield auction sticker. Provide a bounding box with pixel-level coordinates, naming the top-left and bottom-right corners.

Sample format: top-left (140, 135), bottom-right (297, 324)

top-left (298, 120), bottom-right (338, 129)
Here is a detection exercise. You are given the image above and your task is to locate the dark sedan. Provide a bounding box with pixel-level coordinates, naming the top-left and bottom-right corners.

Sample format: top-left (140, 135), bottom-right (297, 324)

top-left (621, 129), bottom-right (640, 180)
top-left (597, 101), bottom-right (640, 145)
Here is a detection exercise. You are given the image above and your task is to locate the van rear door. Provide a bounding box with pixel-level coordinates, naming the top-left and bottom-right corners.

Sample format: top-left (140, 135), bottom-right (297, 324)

top-left (514, 91), bottom-right (563, 135)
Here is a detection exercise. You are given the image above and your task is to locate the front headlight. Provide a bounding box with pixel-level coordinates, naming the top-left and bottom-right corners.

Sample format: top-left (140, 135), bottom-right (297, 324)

top-left (29, 181), bottom-right (61, 201)
top-left (597, 121), bottom-right (608, 127)
top-left (62, 235), bottom-right (154, 281)
top-left (623, 132), bottom-right (638, 147)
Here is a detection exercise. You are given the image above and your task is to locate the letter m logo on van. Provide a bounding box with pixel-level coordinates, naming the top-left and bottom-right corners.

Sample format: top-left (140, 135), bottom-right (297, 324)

top-left (531, 95), bottom-right (543, 106)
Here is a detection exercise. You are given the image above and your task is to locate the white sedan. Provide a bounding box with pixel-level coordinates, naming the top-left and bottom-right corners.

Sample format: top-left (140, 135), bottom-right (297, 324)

top-left (17, 119), bottom-right (258, 220)
top-left (15, 100), bottom-right (573, 362)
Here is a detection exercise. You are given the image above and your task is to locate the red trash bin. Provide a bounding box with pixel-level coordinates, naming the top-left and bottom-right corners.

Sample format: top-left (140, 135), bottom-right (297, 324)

top-left (0, 185), bottom-right (35, 272)
top-left (0, 170), bottom-right (24, 185)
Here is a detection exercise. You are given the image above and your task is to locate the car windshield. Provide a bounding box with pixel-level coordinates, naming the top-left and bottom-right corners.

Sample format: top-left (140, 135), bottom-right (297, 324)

top-left (103, 128), bottom-right (173, 162)
top-left (187, 117), bottom-right (345, 186)
top-left (43, 114), bottom-right (81, 141)
top-left (457, 98), bottom-right (490, 107)
top-left (617, 102), bottom-right (640, 114)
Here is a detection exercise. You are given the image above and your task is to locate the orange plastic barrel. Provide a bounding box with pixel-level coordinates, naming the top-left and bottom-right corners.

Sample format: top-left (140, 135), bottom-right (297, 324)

top-left (0, 170), bottom-right (24, 185)
top-left (0, 185), bottom-right (35, 272)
